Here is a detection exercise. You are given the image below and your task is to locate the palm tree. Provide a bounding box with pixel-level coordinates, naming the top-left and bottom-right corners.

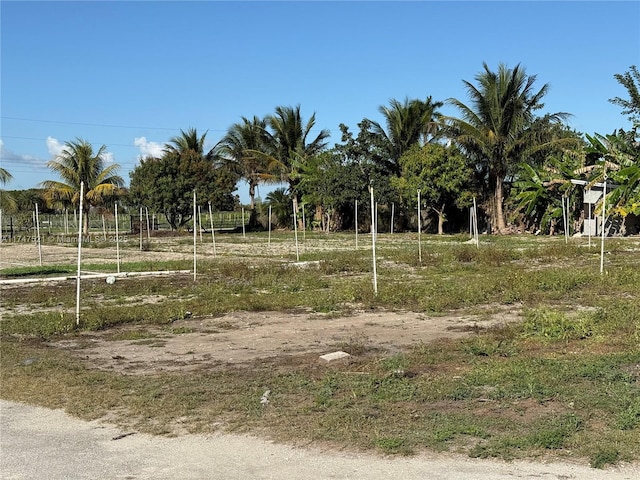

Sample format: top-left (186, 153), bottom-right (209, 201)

top-left (0, 167), bottom-right (12, 184)
top-left (446, 63), bottom-right (569, 233)
top-left (165, 127), bottom-right (215, 162)
top-left (216, 116), bottom-right (276, 211)
top-left (368, 96), bottom-right (443, 176)
top-left (265, 187), bottom-right (292, 228)
top-left (0, 167), bottom-right (17, 212)
top-left (265, 105), bottom-right (330, 217)
top-left (41, 139), bottom-right (124, 233)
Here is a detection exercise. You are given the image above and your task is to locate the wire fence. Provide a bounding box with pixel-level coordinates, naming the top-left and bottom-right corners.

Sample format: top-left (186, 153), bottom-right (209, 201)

top-left (0, 210), bottom-right (248, 242)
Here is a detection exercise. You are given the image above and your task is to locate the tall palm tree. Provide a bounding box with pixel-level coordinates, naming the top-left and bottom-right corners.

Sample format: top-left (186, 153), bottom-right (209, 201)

top-left (41, 139), bottom-right (123, 233)
top-left (368, 96), bottom-right (443, 176)
top-left (265, 105), bottom-right (330, 215)
top-left (216, 116), bottom-right (276, 210)
top-left (446, 63), bottom-right (568, 233)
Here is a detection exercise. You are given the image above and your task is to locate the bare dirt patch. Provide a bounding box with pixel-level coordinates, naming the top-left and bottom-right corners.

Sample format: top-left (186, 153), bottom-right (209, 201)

top-left (49, 307), bottom-right (521, 375)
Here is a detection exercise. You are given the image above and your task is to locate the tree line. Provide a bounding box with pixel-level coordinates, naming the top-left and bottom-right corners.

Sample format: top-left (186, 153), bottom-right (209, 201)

top-left (1, 63), bottom-right (639, 235)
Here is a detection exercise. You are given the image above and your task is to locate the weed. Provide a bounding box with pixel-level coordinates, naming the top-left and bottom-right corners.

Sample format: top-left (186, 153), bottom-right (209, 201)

top-left (375, 437), bottom-right (413, 455)
top-left (590, 447), bottom-right (620, 469)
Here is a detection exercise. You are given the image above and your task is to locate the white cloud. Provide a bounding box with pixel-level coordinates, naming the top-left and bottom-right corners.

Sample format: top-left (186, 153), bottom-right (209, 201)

top-left (101, 151), bottom-right (115, 164)
top-left (46, 137), bottom-right (115, 163)
top-left (0, 138), bottom-right (43, 167)
top-left (134, 137), bottom-right (164, 159)
top-left (46, 136), bottom-right (65, 157)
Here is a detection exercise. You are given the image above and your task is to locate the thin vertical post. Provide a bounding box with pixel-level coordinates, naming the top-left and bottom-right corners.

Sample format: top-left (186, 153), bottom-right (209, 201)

top-left (115, 203), bottom-right (120, 274)
top-left (355, 199), bottom-right (358, 249)
top-left (208, 201), bottom-right (216, 257)
top-left (139, 207), bottom-right (143, 251)
top-left (75, 182), bottom-right (84, 326)
top-left (600, 177), bottom-right (607, 275)
top-left (35, 203), bottom-right (43, 266)
top-left (417, 190), bottom-right (422, 264)
top-left (268, 205), bottom-right (272, 246)
top-left (587, 190), bottom-right (592, 249)
top-left (293, 200), bottom-right (300, 262)
top-left (146, 207), bottom-right (151, 244)
top-left (198, 205), bottom-right (203, 243)
top-left (370, 186), bottom-right (377, 295)
top-left (242, 207), bottom-right (246, 238)
top-left (102, 214), bottom-right (107, 241)
top-left (193, 191), bottom-right (197, 281)
top-left (473, 197), bottom-right (479, 248)
top-left (391, 202), bottom-right (395, 234)
top-left (302, 204), bottom-right (306, 241)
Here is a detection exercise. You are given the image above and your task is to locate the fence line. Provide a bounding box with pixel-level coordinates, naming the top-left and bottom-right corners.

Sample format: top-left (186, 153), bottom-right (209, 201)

top-left (0, 211), bottom-right (248, 241)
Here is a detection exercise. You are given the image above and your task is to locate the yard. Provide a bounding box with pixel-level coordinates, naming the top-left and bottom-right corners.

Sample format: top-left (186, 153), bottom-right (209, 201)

top-left (1, 230), bottom-right (639, 469)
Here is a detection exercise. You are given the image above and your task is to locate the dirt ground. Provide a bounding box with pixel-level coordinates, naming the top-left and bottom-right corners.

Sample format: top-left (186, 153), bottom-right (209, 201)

top-left (1, 241), bottom-right (521, 374)
top-left (47, 307), bottom-right (519, 375)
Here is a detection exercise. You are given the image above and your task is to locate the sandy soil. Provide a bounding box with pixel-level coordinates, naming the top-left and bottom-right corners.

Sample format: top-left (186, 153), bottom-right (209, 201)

top-left (47, 307), bottom-right (519, 375)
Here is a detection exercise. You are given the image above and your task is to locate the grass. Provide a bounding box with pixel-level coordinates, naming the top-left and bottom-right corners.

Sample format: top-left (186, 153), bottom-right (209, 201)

top-left (1, 232), bottom-right (639, 468)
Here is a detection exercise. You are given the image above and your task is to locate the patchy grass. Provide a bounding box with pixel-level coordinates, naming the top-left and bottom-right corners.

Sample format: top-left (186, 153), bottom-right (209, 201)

top-left (1, 233), bottom-right (639, 467)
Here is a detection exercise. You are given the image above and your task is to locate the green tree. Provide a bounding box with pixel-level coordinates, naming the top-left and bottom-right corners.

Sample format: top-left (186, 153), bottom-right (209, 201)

top-left (609, 65), bottom-right (640, 126)
top-left (264, 105), bottom-right (330, 218)
top-left (295, 151), bottom-right (371, 231)
top-left (216, 116), bottom-right (276, 212)
top-left (40, 138), bottom-right (124, 233)
top-left (446, 63), bottom-right (570, 233)
top-left (392, 143), bottom-right (473, 234)
top-left (0, 168), bottom-right (17, 212)
top-left (264, 187), bottom-right (292, 228)
top-left (579, 132), bottom-right (639, 219)
top-left (129, 129), bottom-right (238, 230)
top-left (513, 156), bottom-right (579, 235)
top-left (367, 97), bottom-right (443, 177)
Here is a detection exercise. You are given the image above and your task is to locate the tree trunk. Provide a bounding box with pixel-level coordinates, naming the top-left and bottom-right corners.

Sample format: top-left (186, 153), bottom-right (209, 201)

top-left (434, 205), bottom-right (446, 235)
top-left (83, 209), bottom-right (90, 235)
top-left (494, 176), bottom-right (507, 233)
top-left (248, 181), bottom-right (256, 210)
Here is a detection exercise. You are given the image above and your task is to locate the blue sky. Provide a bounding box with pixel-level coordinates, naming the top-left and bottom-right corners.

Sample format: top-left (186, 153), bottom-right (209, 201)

top-left (1, 0), bottom-right (639, 203)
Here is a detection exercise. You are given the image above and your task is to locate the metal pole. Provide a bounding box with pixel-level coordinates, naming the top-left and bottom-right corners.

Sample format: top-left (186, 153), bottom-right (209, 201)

top-left (139, 207), bottom-right (143, 251)
top-left (75, 182), bottom-right (84, 326)
top-left (198, 205), bottom-right (203, 243)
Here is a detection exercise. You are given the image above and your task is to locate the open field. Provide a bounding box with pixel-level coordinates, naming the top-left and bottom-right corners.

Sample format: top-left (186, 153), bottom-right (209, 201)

top-left (1, 231), bottom-right (639, 469)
